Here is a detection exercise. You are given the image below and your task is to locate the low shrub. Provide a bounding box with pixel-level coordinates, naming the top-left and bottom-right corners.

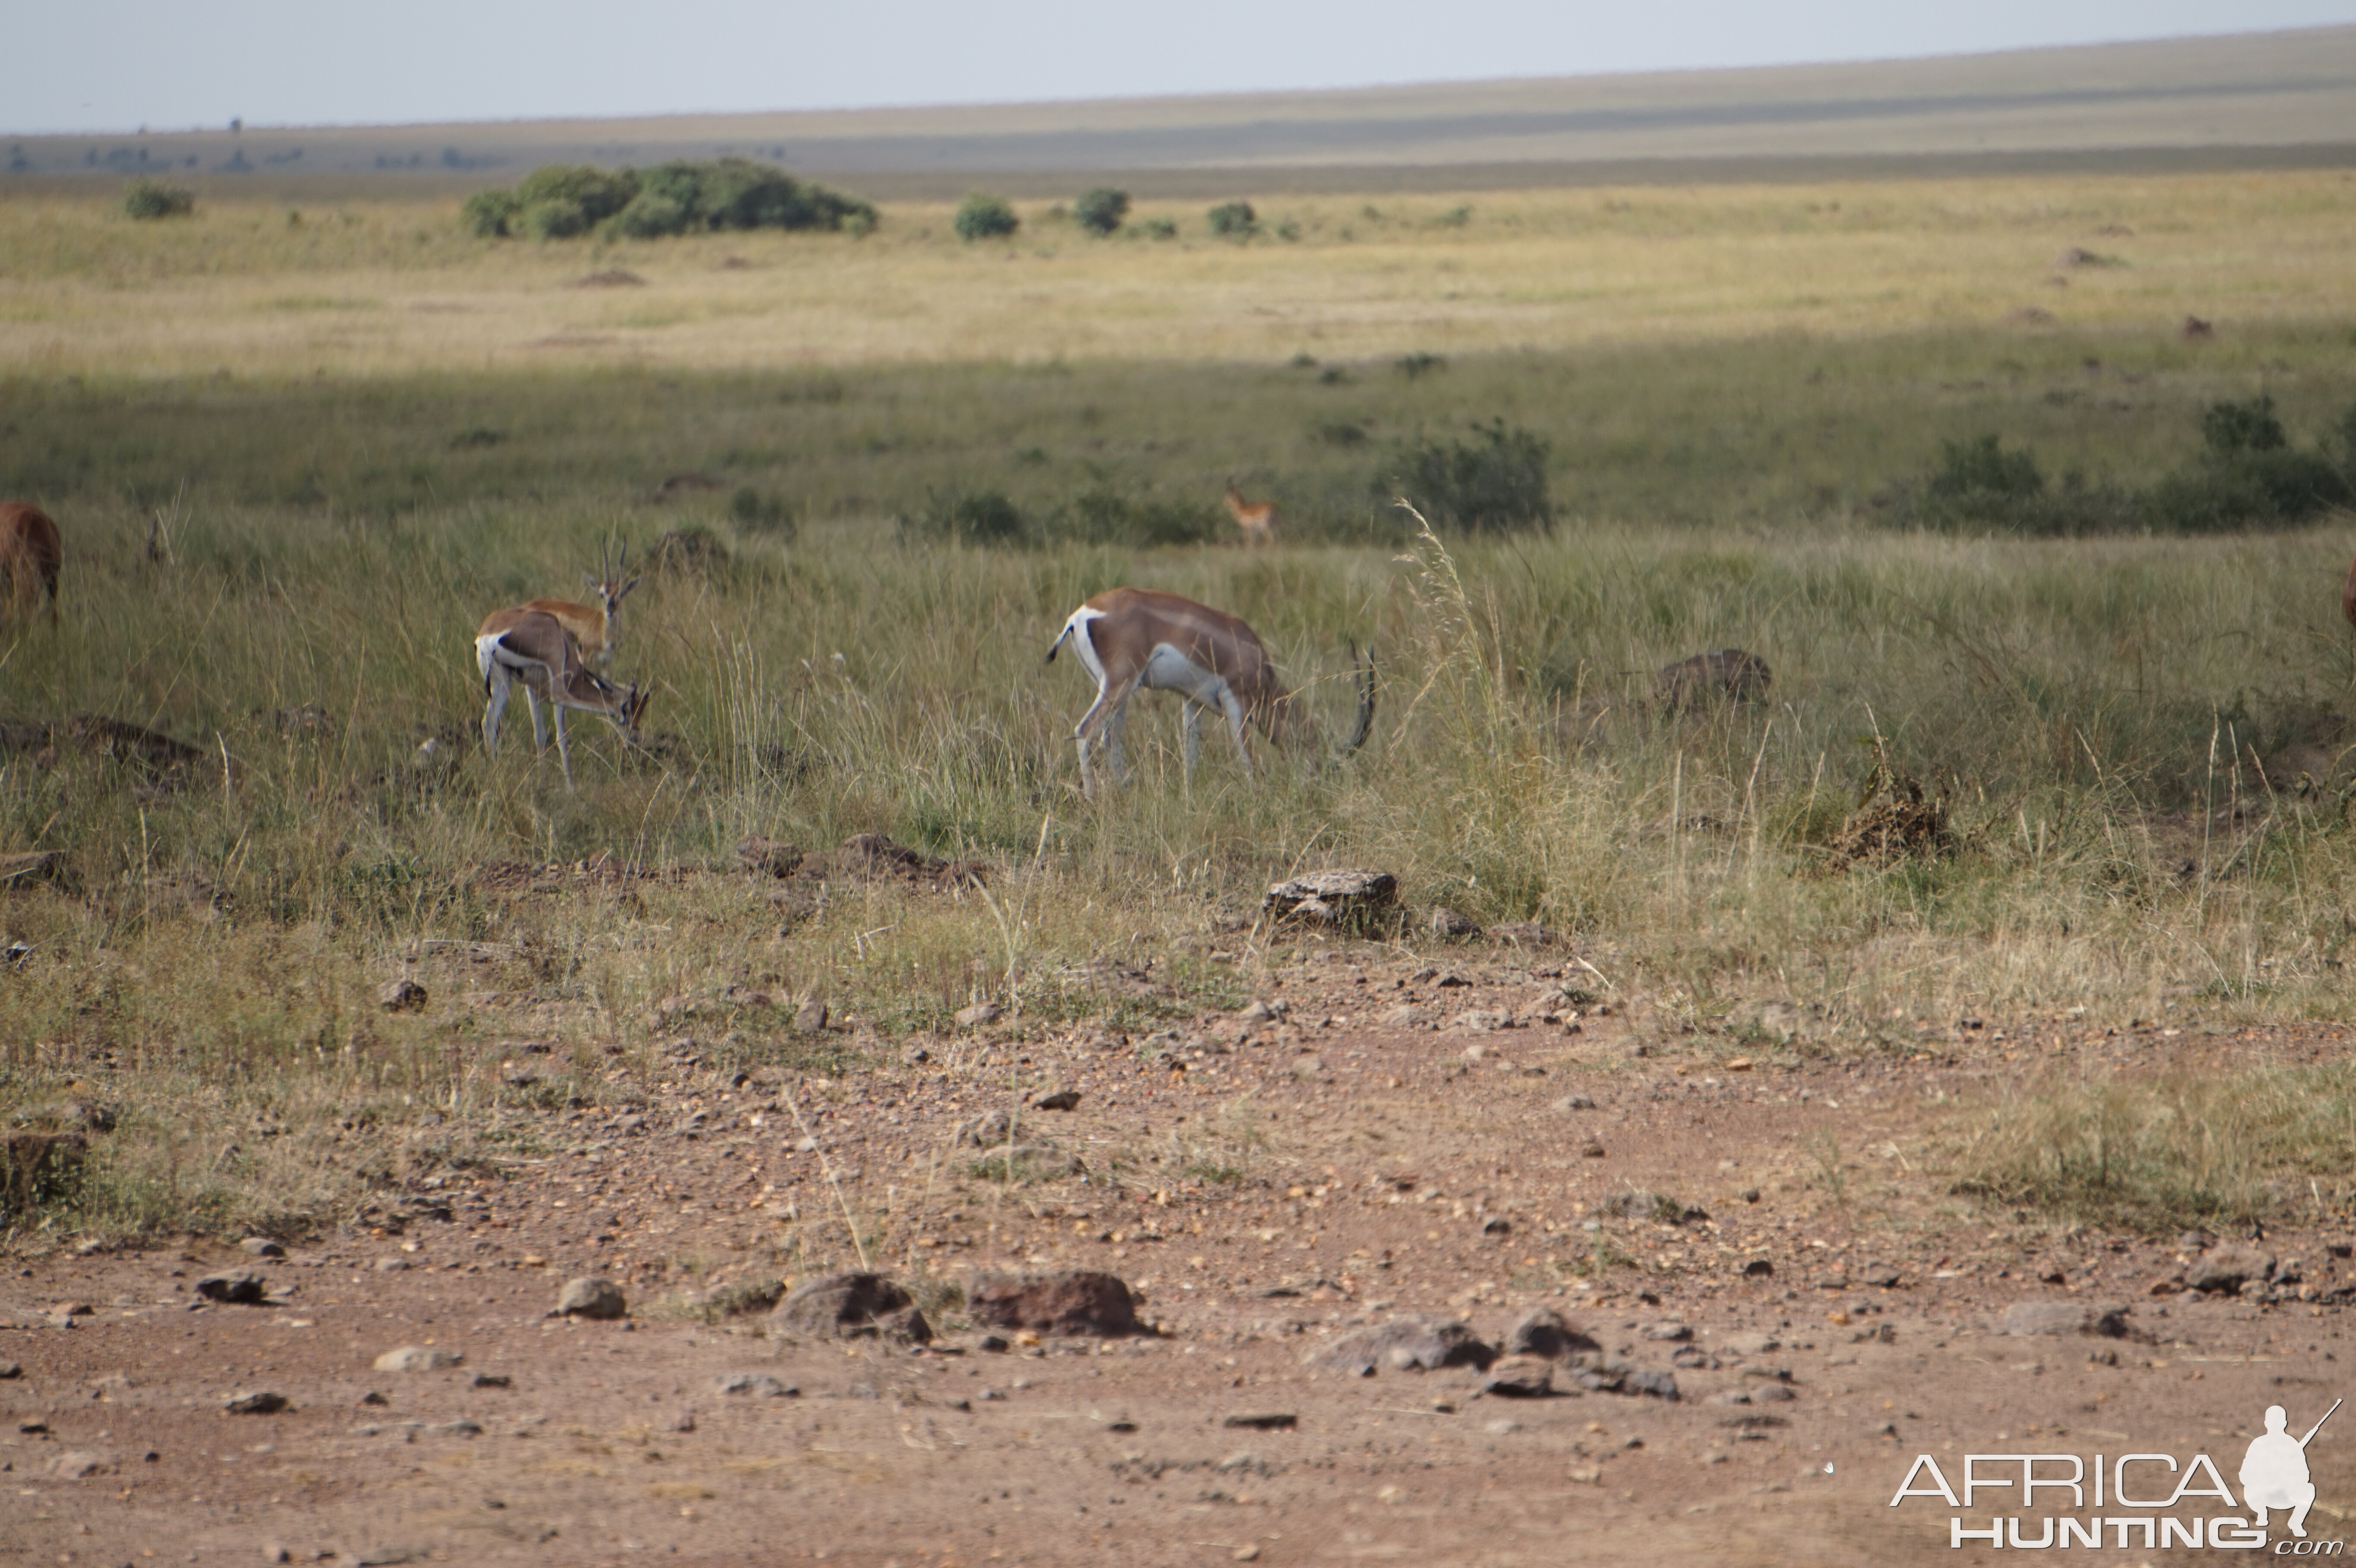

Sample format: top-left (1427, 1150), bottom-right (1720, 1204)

top-left (1136, 216), bottom-right (1178, 240)
top-left (1073, 188), bottom-right (1130, 237)
top-left (123, 179), bottom-right (194, 220)
top-left (729, 487), bottom-right (798, 541)
top-left (1207, 200), bottom-right (1257, 237)
top-left (1387, 418), bottom-right (1552, 534)
top-left (955, 194), bottom-right (1020, 242)
top-left (1043, 487), bottom-right (1224, 547)
top-left (463, 159), bottom-right (875, 242)
top-left (2144, 451), bottom-right (2351, 532)
top-left (901, 489), bottom-right (1027, 547)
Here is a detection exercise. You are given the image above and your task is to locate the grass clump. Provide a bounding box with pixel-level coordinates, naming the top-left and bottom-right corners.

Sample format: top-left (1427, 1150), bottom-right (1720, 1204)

top-left (122, 179), bottom-right (194, 220)
top-left (1949, 1063), bottom-right (2356, 1231)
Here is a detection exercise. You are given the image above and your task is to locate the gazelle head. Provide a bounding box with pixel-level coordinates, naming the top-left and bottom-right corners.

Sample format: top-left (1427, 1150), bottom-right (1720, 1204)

top-left (583, 540), bottom-right (642, 620)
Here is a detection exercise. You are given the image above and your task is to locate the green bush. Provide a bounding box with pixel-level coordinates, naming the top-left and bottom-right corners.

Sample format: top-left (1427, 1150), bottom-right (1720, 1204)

top-left (1207, 200), bottom-right (1257, 237)
top-left (123, 179), bottom-right (194, 220)
top-left (2144, 451), bottom-right (2351, 532)
top-left (461, 189), bottom-right (520, 237)
top-left (1043, 487), bottom-right (1223, 547)
top-left (2201, 394), bottom-right (2287, 457)
top-left (1137, 217), bottom-right (1178, 240)
top-left (955, 194), bottom-right (1020, 242)
top-left (1073, 188), bottom-right (1130, 237)
top-left (462, 159), bottom-right (874, 242)
top-left (1388, 418), bottom-right (1552, 534)
top-left (902, 489), bottom-right (1028, 547)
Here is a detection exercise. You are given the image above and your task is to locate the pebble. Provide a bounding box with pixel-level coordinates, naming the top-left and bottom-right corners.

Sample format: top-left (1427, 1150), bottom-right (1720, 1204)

top-left (714, 1373), bottom-right (796, 1397)
top-left (195, 1272), bottom-right (267, 1304)
top-left (374, 1347), bottom-right (463, 1373)
top-left (224, 1391), bottom-right (288, 1415)
top-left (1221, 1412), bottom-right (1297, 1429)
top-left (239, 1238), bottom-right (286, 1258)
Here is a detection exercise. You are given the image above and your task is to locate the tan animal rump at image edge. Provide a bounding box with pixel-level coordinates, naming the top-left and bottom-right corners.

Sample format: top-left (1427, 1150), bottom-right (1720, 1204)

top-left (0, 502), bottom-right (62, 623)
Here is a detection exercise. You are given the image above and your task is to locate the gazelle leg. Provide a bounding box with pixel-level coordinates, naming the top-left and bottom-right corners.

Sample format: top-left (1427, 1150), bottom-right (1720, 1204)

top-left (1218, 684), bottom-right (1254, 782)
top-left (483, 665), bottom-right (511, 755)
top-left (1072, 676), bottom-right (1140, 797)
top-left (552, 702), bottom-right (575, 791)
top-left (1104, 699), bottom-right (1133, 784)
top-left (1182, 699), bottom-right (1205, 782)
top-left (520, 685), bottom-right (550, 753)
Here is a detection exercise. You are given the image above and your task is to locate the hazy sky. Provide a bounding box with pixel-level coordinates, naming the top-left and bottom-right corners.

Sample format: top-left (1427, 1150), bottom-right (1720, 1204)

top-left (16, 1), bottom-right (2356, 133)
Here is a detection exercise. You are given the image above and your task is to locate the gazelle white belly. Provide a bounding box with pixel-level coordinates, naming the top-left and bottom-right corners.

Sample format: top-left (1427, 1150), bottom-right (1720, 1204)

top-left (1142, 642), bottom-right (1230, 706)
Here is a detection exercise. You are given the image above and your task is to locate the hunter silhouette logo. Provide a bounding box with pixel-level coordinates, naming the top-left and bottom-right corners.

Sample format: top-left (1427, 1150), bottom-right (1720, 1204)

top-left (1887, 1392), bottom-right (2346, 1550)
top-left (2243, 1398), bottom-right (2339, 1539)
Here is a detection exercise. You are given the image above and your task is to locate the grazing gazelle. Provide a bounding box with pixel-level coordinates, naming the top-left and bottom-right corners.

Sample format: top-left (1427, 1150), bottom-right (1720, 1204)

top-left (523, 541), bottom-right (639, 669)
top-left (1045, 587), bottom-right (1372, 796)
top-left (474, 608), bottom-right (649, 790)
top-left (1222, 478), bottom-right (1277, 547)
top-left (0, 502), bottom-right (62, 624)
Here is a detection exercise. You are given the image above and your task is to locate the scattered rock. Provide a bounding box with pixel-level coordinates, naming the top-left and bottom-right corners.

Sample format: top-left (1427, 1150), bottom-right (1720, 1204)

top-left (1031, 1089), bottom-right (1081, 1112)
top-left (792, 996), bottom-right (829, 1035)
top-left (470, 1374), bottom-right (511, 1389)
top-left (1381, 1006), bottom-right (1433, 1029)
top-left (956, 1109), bottom-right (1013, 1147)
top-left (48, 1449), bottom-right (111, 1479)
top-left (239, 1237), bottom-right (285, 1258)
top-left (1741, 1258), bottom-right (1774, 1277)
top-left (966, 1270), bottom-right (1137, 1338)
top-left (224, 1390), bottom-right (288, 1415)
top-left (194, 1272), bottom-right (267, 1305)
top-left (377, 978), bottom-right (427, 1014)
top-left (2191, 1243), bottom-right (2274, 1295)
top-left (1447, 1010), bottom-right (1510, 1034)
top-left (1221, 1412), bottom-right (1297, 1429)
top-left (1859, 1264), bottom-right (1902, 1288)
top-left (1484, 920), bottom-right (1560, 947)
top-left (1552, 1095), bottom-right (1595, 1112)
top-left (736, 837), bottom-right (806, 877)
top-left (773, 1272), bottom-right (932, 1344)
top-left (0, 1362), bottom-right (17, 1378)
top-left (373, 1347), bottom-right (463, 1373)
top-left (1309, 1316), bottom-right (1495, 1375)
top-left (953, 1001), bottom-right (1004, 1030)
top-left (1504, 1308), bottom-right (1601, 1362)
top-left (1427, 907), bottom-right (1482, 939)
top-left (554, 1277), bottom-right (627, 1321)
top-left (1263, 869), bottom-right (1399, 933)
top-left (1288, 1056), bottom-right (1325, 1080)
top-left (1238, 999), bottom-right (1286, 1025)
top-left (1592, 1190), bottom-right (1705, 1224)
top-left (1574, 1363), bottom-right (1681, 1400)
top-left (1480, 1356), bottom-right (1555, 1397)
top-left (713, 1373), bottom-right (797, 1398)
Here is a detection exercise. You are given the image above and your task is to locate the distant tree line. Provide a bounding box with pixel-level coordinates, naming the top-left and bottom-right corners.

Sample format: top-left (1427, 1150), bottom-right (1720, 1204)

top-left (465, 159), bottom-right (876, 241)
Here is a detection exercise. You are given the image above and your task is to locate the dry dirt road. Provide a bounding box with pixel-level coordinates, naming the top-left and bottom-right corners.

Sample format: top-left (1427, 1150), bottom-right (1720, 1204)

top-left (6, 946), bottom-right (2351, 1565)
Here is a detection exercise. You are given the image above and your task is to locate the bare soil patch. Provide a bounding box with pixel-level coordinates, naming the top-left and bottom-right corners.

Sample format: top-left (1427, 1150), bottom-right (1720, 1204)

top-left (7, 944), bottom-right (2356, 1563)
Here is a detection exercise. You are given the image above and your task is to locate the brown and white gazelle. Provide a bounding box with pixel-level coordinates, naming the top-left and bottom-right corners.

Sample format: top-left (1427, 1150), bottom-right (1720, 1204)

top-left (475, 608), bottom-right (649, 790)
top-left (1222, 479), bottom-right (1277, 547)
top-left (1045, 587), bottom-right (1371, 796)
top-left (522, 541), bottom-right (639, 669)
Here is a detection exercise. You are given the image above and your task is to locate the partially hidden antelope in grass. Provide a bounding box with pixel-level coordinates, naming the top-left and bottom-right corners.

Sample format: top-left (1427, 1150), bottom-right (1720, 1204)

top-left (1222, 477), bottom-right (1277, 547)
top-left (1045, 587), bottom-right (1373, 797)
top-left (0, 502), bottom-right (62, 625)
top-left (474, 607), bottom-right (649, 790)
top-left (522, 540), bottom-right (639, 670)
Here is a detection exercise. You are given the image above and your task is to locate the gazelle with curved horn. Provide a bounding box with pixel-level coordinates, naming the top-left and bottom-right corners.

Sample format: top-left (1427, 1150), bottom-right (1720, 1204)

top-left (1222, 478), bottom-right (1277, 547)
top-left (1045, 587), bottom-right (1372, 796)
top-left (475, 607), bottom-right (649, 790)
top-left (523, 540), bottom-right (639, 670)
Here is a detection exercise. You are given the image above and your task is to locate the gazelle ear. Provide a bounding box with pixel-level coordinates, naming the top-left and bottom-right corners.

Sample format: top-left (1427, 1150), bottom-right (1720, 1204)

top-left (615, 576), bottom-right (641, 602)
top-left (583, 572), bottom-right (599, 590)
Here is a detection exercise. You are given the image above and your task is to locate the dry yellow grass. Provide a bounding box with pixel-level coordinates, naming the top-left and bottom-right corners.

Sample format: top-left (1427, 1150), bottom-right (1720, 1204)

top-left (3, 171), bottom-right (2352, 377)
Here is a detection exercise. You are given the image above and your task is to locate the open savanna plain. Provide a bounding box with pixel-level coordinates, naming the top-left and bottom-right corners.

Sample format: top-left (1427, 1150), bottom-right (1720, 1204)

top-left (6, 162), bottom-right (2356, 1564)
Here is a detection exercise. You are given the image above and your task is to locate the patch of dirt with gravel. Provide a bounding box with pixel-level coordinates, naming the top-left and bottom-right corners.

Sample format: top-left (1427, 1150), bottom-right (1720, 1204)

top-left (8, 946), bottom-right (2356, 1564)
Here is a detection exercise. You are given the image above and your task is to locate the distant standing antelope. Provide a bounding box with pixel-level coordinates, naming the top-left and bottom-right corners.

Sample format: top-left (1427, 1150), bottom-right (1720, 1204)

top-left (0, 503), bottom-right (62, 624)
top-left (523, 541), bottom-right (639, 669)
top-left (475, 608), bottom-right (649, 790)
top-left (1222, 478), bottom-right (1277, 547)
top-left (1045, 587), bottom-right (1372, 797)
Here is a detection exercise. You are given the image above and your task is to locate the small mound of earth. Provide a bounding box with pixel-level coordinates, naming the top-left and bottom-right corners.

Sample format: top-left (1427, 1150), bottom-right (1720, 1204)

top-left (573, 269), bottom-right (646, 288)
top-left (1825, 773), bottom-right (1951, 869)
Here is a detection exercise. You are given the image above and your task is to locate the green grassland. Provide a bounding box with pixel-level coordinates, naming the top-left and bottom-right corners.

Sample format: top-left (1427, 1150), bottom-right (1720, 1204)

top-left (4, 167), bottom-right (2356, 1239)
